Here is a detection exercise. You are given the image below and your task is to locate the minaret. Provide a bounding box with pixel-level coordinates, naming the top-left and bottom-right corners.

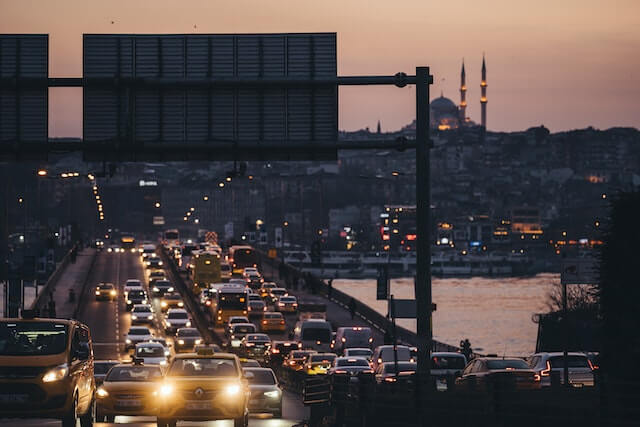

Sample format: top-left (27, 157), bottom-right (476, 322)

top-left (459, 59), bottom-right (467, 123)
top-left (480, 54), bottom-right (487, 129)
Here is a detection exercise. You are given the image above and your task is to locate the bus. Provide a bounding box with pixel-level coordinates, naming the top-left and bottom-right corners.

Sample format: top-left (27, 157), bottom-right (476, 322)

top-left (212, 286), bottom-right (248, 326)
top-left (120, 235), bottom-right (136, 252)
top-left (228, 245), bottom-right (259, 275)
top-left (163, 229), bottom-right (180, 247)
top-left (190, 251), bottom-right (221, 292)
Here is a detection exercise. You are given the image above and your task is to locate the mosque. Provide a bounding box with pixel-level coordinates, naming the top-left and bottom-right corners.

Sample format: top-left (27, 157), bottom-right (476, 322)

top-left (430, 56), bottom-right (487, 131)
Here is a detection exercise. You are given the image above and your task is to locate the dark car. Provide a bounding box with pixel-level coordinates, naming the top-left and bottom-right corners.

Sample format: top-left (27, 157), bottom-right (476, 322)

top-left (152, 280), bottom-right (174, 297)
top-left (241, 334), bottom-right (272, 362)
top-left (174, 327), bottom-right (203, 353)
top-left (456, 357), bottom-right (541, 391)
top-left (126, 289), bottom-right (147, 311)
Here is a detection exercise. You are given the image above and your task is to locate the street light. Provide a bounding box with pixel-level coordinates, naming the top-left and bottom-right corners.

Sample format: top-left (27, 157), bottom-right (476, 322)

top-left (190, 207), bottom-right (195, 212)
top-left (37, 169), bottom-right (47, 177)
top-left (218, 182), bottom-right (225, 188)
top-left (203, 195), bottom-right (209, 201)
top-left (155, 202), bottom-right (161, 208)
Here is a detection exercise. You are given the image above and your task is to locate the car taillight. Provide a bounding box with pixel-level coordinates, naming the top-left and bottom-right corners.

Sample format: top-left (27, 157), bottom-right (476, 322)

top-left (533, 374), bottom-right (541, 382)
top-left (262, 320), bottom-right (267, 324)
top-left (384, 377), bottom-right (397, 383)
top-left (587, 359), bottom-right (598, 371)
top-left (541, 361), bottom-right (551, 376)
top-left (272, 348), bottom-right (280, 354)
top-left (280, 320), bottom-right (285, 324)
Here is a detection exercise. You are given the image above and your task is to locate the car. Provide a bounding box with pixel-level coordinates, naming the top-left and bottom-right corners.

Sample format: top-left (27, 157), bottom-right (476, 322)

top-left (131, 304), bottom-right (155, 324)
top-left (160, 293), bottom-right (184, 312)
top-left (96, 362), bottom-right (164, 423)
top-left (175, 328), bottom-right (204, 353)
top-left (242, 267), bottom-right (258, 275)
top-left (275, 295), bottom-right (298, 313)
top-left (0, 317), bottom-right (96, 427)
top-left (156, 348), bottom-right (250, 427)
top-left (283, 350), bottom-right (317, 372)
top-left (141, 244), bottom-right (156, 259)
top-left (125, 326), bottom-right (154, 350)
top-left (229, 323), bottom-right (257, 348)
top-left (145, 257), bottom-right (163, 269)
top-left (304, 353), bottom-right (338, 375)
top-left (221, 262), bottom-right (232, 281)
top-left (124, 279), bottom-right (143, 296)
top-left (430, 352), bottom-right (467, 378)
top-left (294, 319), bottom-right (333, 352)
top-left (126, 289), bottom-right (148, 311)
top-left (260, 312), bottom-right (286, 333)
top-left (164, 308), bottom-right (192, 334)
top-left (259, 282), bottom-right (278, 299)
top-left (344, 348), bottom-right (373, 362)
top-left (148, 338), bottom-right (173, 357)
top-left (200, 288), bottom-right (214, 306)
top-left (240, 334), bottom-right (272, 361)
top-left (239, 358), bottom-right (261, 368)
top-left (528, 352), bottom-right (595, 387)
top-left (134, 342), bottom-right (169, 366)
top-left (148, 270), bottom-right (166, 286)
top-left (243, 367), bottom-right (282, 417)
top-left (152, 280), bottom-right (174, 297)
top-left (374, 361), bottom-right (417, 386)
top-left (268, 288), bottom-right (288, 304)
top-left (243, 271), bottom-right (264, 289)
top-left (329, 357), bottom-right (374, 377)
top-left (371, 345), bottom-right (413, 370)
top-left (95, 282), bottom-right (117, 301)
top-left (333, 326), bottom-right (373, 353)
top-left (248, 299), bottom-right (267, 317)
top-left (226, 316), bottom-right (251, 334)
top-left (456, 357), bottom-right (541, 391)
top-left (228, 278), bottom-right (246, 286)
top-left (94, 360), bottom-right (119, 386)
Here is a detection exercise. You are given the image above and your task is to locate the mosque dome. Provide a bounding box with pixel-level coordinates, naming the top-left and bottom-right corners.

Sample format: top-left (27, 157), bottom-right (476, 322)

top-left (430, 95), bottom-right (458, 112)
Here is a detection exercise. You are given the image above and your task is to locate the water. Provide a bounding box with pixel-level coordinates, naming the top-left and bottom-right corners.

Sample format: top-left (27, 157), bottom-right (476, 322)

top-left (334, 273), bottom-right (559, 356)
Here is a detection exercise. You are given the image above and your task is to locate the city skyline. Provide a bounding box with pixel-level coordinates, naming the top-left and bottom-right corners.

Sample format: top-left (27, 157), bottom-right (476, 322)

top-left (1, 0), bottom-right (639, 136)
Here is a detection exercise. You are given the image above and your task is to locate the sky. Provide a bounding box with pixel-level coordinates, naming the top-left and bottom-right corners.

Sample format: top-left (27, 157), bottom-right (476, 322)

top-left (1, 0), bottom-right (639, 136)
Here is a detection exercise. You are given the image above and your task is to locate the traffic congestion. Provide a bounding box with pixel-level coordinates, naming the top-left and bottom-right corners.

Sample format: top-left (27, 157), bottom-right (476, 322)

top-left (0, 231), bottom-right (599, 427)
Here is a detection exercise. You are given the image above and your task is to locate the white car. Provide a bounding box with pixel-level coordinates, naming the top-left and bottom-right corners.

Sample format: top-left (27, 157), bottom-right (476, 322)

top-left (164, 308), bottom-right (191, 334)
top-left (123, 279), bottom-right (143, 296)
top-left (134, 342), bottom-right (168, 366)
top-left (131, 304), bottom-right (154, 324)
top-left (125, 326), bottom-right (153, 350)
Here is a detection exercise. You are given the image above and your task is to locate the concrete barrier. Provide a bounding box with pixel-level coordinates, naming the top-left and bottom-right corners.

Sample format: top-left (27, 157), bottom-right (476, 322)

top-left (30, 244), bottom-right (78, 313)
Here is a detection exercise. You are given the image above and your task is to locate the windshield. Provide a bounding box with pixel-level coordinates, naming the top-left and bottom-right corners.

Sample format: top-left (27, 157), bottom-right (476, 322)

top-left (177, 329), bottom-right (200, 337)
top-left (343, 329), bottom-right (372, 346)
top-left (128, 328), bottom-right (150, 336)
top-left (233, 325), bottom-right (255, 334)
top-left (245, 369), bottom-right (276, 385)
top-left (0, 321), bottom-right (68, 356)
top-left (247, 334), bottom-right (269, 342)
top-left (380, 347), bottom-right (411, 361)
top-left (94, 362), bottom-right (117, 375)
top-left (432, 355), bottom-right (466, 370)
top-left (168, 358), bottom-right (238, 377)
top-left (486, 359), bottom-right (529, 370)
top-left (310, 355), bottom-right (336, 363)
top-left (265, 314), bottom-right (282, 319)
top-left (221, 265), bottom-right (231, 271)
top-left (549, 356), bottom-right (590, 368)
top-left (302, 327), bottom-right (331, 342)
top-left (106, 366), bottom-right (162, 382)
top-left (156, 282), bottom-right (171, 287)
top-left (132, 306), bottom-right (151, 313)
top-left (280, 297), bottom-right (296, 302)
top-left (98, 284), bottom-right (113, 290)
top-left (346, 349), bottom-right (372, 357)
top-left (168, 312), bottom-right (188, 319)
top-left (136, 346), bottom-right (165, 357)
top-left (337, 358), bottom-right (369, 367)
top-left (129, 291), bottom-right (145, 298)
top-left (383, 362), bottom-right (416, 374)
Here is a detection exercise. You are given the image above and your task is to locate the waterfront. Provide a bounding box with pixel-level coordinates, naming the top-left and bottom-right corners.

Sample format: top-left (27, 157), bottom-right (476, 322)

top-left (334, 273), bottom-right (559, 356)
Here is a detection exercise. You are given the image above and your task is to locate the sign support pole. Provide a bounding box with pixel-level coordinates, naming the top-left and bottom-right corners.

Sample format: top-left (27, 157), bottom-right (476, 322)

top-left (415, 67), bottom-right (432, 391)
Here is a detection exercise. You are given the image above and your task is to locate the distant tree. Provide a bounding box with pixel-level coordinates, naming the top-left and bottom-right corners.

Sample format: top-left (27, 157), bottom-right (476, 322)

top-left (545, 281), bottom-right (598, 314)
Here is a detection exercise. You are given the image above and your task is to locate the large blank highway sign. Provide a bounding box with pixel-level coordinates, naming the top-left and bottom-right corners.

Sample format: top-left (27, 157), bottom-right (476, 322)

top-left (83, 33), bottom-right (337, 160)
top-left (0, 35), bottom-right (48, 149)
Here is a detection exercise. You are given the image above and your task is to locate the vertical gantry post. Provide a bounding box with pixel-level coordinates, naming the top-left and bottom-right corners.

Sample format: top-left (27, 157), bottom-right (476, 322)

top-left (415, 67), bottom-right (432, 391)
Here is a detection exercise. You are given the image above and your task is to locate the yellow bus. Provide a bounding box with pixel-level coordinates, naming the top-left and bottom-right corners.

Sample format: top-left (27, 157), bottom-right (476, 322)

top-left (212, 286), bottom-right (248, 326)
top-left (190, 251), bottom-right (221, 293)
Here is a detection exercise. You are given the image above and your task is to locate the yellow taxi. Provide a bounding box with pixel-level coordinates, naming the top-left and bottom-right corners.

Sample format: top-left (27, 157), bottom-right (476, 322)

top-left (304, 353), bottom-right (338, 375)
top-left (260, 312), bottom-right (286, 333)
top-left (259, 282), bottom-right (277, 299)
top-left (0, 316), bottom-right (95, 427)
top-left (95, 362), bottom-right (163, 422)
top-left (156, 348), bottom-right (249, 427)
top-left (95, 282), bottom-right (117, 301)
top-left (160, 293), bottom-right (185, 312)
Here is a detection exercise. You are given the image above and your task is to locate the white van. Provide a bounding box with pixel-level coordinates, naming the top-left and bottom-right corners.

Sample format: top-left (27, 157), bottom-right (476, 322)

top-left (294, 319), bottom-right (333, 352)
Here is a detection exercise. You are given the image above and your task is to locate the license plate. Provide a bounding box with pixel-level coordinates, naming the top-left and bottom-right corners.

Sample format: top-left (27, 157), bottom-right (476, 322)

top-left (186, 402), bottom-right (210, 410)
top-left (0, 394), bottom-right (28, 403)
top-left (116, 399), bottom-right (141, 407)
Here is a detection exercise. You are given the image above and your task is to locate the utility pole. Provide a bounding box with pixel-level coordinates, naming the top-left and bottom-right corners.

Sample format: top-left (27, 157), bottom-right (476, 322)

top-left (415, 67), bottom-right (433, 384)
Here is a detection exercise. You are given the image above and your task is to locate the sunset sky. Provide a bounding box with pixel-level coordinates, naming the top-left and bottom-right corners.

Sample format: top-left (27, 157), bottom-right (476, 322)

top-left (1, 0), bottom-right (639, 136)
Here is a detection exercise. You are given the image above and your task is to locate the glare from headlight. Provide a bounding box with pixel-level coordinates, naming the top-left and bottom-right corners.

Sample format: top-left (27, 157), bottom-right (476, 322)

top-left (132, 315), bottom-right (138, 320)
top-left (126, 339), bottom-right (132, 344)
top-left (127, 300), bottom-right (132, 304)
top-left (95, 291), bottom-right (100, 295)
top-left (153, 287), bottom-right (160, 292)
top-left (165, 350), bottom-right (171, 356)
top-left (178, 302), bottom-right (184, 307)
top-left (178, 340), bottom-right (185, 345)
top-left (158, 261), bottom-right (163, 266)
top-left (159, 384), bottom-right (173, 397)
top-left (161, 301), bottom-right (168, 307)
top-left (264, 390), bottom-right (280, 398)
top-left (186, 321), bottom-right (192, 327)
top-left (165, 321), bottom-right (171, 327)
top-left (225, 384), bottom-right (240, 396)
top-left (147, 315), bottom-right (153, 320)
top-left (160, 360), bottom-right (167, 366)
top-left (195, 339), bottom-right (202, 345)
top-left (42, 364), bottom-right (68, 383)
top-left (110, 290), bottom-right (117, 296)
top-left (96, 387), bottom-right (109, 397)
top-left (142, 299), bottom-right (148, 304)
top-left (168, 287), bottom-right (174, 292)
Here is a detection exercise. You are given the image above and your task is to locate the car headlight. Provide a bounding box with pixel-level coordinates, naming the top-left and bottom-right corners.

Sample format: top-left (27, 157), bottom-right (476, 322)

top-left (164, 350), bottom-right (171, 356)
top-left (161, 301), bottom-right (168, 307)
top-left (42, 364), bottom-right (68, 383)
top-left (142, 299), bottom-right (148, 304)
top-left (126, 339), bottom-right (132, 344)
top-left (178, 340), bottom-right (185, 345)
top-left (147, 315), bottom-right (153, 320)
top-left (132, 315), bottom-right (138, 320)
top-left (160, 360), bottom-right (167, 366)
top-left (127, 300), bottom-right (132, 304)
top-left (110, 290), bottom-right (117, 296)
top-left (159, 384), bottom-right (173, 397)
top-left (108, 248), bottom-right (113, 252)
top-left (195, 339), bottom-right (202, 345)
top-left (96, 387), bottom-right (109, 398)
top-left (158, 261), bottom-right (163, 266)
top-left (153, 287), bottom-right (160, 292)
top-left (225, 384), bottom-right (240, 396)
top-left (165, 321), bottom-right (171, 327)
top-left (95, 291), bottom-right (100, 296)
top-left (186, 321), bottom-right (192, 327)
top-left (264, 390), bottom-right (280, 398)
top-left (168, 287), bottom-right (174, 292)
top-left (178, 302), bottom-right (184, 307)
